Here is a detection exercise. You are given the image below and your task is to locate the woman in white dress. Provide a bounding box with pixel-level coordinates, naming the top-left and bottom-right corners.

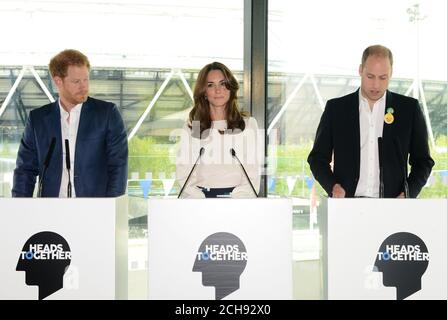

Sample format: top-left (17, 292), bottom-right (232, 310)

top-left (176, 62), bottom-right (261, 198)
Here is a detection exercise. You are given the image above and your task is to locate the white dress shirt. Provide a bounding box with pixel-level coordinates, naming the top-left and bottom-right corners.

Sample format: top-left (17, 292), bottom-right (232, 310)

top-left (59, 100), bottom-right (83, 197)
top-left (354, 91), bottom-right (386, 198)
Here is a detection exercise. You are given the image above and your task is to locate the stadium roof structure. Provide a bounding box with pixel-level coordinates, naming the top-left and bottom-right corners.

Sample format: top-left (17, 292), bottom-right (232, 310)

top-left (1, 66), bottom-right (446, 152)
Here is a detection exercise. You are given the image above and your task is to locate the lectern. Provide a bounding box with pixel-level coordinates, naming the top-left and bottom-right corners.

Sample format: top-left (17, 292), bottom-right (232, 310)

top-left (148, 198), bottom-right (293, 300)
top-left (0, 196), bottom-right (128, 300)
top-left (321, 198), bottom-right (447, 299)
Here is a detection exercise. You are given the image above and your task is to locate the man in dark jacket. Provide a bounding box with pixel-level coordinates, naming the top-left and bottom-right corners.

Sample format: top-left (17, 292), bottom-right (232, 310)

top-left (12, 49), bottom-right (128, 197)
top-left (308, 45), bottom-right (434, 198)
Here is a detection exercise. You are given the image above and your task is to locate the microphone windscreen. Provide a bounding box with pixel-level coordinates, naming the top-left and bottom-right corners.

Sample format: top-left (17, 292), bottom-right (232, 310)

top-left (64, 139), bottom-right (71, 170)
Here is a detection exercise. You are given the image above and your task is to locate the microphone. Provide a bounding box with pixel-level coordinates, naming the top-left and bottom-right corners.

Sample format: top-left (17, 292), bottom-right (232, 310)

top-left (378, 137), bottom-right (384, 198)
top-left (177, 147), bottom-right (204, 198)
top-left (65, 139), bottom-right (72, 198)
top-left (37, 137), bottom-right (56, 197)
top-left (394, 138), bottom-right (410, 198)
top-left (230, 148), bottom-right (258, 198)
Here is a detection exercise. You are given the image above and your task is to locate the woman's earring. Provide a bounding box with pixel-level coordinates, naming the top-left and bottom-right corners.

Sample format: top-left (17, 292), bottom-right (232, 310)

top-left (204, 96), bottom-right (208, 100)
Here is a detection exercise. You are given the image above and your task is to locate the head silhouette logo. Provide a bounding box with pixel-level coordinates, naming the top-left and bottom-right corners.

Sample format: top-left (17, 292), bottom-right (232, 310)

top-left (373, 232), bottom-right (429, 300)
top-left (193, 232), bottom-right (247, 300)
top-left (16, 231), bottom-right (71, 300)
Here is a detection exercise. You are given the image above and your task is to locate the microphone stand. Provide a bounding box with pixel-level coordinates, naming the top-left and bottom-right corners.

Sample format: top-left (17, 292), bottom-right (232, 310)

top-left (378, 137), bottom-right (384, 198)
top-left (65, 139), bottom-right (72, 198)
top-left (178, 147), bottom-right (204, 198)
top-left (230, 148), bottom-right (258, 198)
top-left (37, 137), bottom-right (56, 197)
top-left (394, 138), bottom-right (410, 198)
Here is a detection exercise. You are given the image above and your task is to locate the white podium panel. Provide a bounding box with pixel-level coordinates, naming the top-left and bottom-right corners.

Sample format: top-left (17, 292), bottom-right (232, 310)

top-left (0, 196), bottom-right (128, 300)
top-left (323, 198), bottom-right (447, 300)
top-left (148, 198), bottom-right (292, 300)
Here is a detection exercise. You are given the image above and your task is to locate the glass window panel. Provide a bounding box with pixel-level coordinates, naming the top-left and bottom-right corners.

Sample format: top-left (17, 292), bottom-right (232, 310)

top-left (268, 0), bottom-right (447, 202)
top-left (268, 0), bottom-right (447, 300)
top-left (0, 1), bottom-right (244, 299)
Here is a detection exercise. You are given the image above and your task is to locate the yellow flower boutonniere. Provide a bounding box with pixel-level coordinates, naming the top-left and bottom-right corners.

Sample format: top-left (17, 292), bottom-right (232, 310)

top-left (384, 107), bottom-right (394, 124)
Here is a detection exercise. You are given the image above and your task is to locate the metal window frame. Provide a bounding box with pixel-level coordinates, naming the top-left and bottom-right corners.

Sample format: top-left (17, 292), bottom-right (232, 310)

top-left (244, 0), bottom-right (268, 197)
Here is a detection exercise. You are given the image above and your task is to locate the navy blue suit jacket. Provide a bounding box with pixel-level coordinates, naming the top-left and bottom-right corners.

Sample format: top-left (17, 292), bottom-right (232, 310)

top-left (307, 90), bottom-right (434, 198)
top-left (12, 97), bottom-right (128, 197)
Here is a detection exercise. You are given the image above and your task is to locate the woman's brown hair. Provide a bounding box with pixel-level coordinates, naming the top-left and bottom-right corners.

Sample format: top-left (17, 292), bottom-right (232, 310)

top-left (188, 62), bottom-right (248, 138)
